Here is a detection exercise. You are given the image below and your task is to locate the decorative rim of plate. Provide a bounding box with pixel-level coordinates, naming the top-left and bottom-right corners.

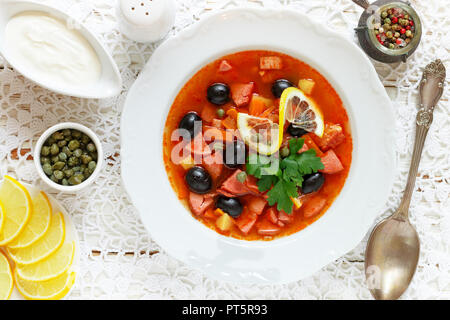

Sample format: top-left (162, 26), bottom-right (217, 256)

top-left (121, 7), bottom-right (396, 284)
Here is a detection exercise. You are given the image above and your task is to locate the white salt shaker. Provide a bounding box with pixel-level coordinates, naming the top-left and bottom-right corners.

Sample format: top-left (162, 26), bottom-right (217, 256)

top-left (117, 0), bottom-right (176, 43)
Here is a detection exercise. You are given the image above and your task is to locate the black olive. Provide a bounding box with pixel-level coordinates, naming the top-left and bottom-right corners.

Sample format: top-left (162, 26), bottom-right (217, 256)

top-left (302, 172), bottom-right (325, 194)
top-left (287, 124), bottom-right (308, 137)
top-left (271, 79), bottom-right (294, 98)
top-left (179, 112), bottom-right (202, 138)
top-left (207, 83), bottom-right (230, 105)
top-left (223, 140), bottom-right (246, 169)
top-left (216, 196), bottom-right (243, 218)
top-left (185, 166), bottom-right (212, 194)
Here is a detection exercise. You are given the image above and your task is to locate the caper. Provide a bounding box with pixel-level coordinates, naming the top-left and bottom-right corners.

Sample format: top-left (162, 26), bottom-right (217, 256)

top-left (72, 130), bottom-right (81, 138)
top-left (52, 161), bottom-right (65, 171)
top-left (72, 166), bottom-right (81, 173)
top-left (62, 146), bottom-right (72, 157)
top-left (58, 152), bottom-right (68, 161)
top-left (216, 108), bottom-right (225, 118)
top-left (81, 155), bottom-right (92, 165)
top-left (73, 149), bottom-right (83, 158)
top-left (41, 146), bottom-right (50, 156)
top-left (64, 169), bottom-right (74, 178)
top-left (52, 131), bottom-right (64, 140)
top-left (40, 156), bottom-right (50, 165)
top-left (51, 155), bottom-right (59, 164)
top-left (280, 146), bottom-right (290, 158)
top-left (68, 140), bottom-right (80, 151)
top-left (42, 163), bottom-right (53, 176)
top-left (68, 174), bottom-right (83, 185)
top-left (57, 140), bottom-right (67, 147)
top-left (68, 156), bottom-right (79, 167)
top-left (83, 168), bottom-right (91, 177)
top-left (54, 170), bottom-right (64, 180)
top-left (62, 129), bottom-right (71, 137)
top-left (50, 144), bottom-right (60, 155)
top-left (47, 137), bottom-right (56, 145)
top-left (90, 152), bottom-right (98, 161)
top-left (86, 143), bottom-right (96, 153)
top-left (81, 134), bottom-right (90, 144)
top-left (88, 161), bottom-right (96, 171)
top-left (50, 175), bottom-right (59, 183)
top-left (62, 179), bottom-right (69, 186)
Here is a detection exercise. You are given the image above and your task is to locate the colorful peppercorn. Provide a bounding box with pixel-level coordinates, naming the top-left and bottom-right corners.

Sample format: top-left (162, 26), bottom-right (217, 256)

top-left (372, 7), bottom-right (415, 50)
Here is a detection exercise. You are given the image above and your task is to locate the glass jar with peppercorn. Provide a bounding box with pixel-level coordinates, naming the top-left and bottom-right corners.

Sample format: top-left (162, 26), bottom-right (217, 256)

top-left (353, 0), bottom-right (422, 63)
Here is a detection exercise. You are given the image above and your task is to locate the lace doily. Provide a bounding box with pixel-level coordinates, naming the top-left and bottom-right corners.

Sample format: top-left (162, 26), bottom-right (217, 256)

top-left (0, 0), bottom-right (448, 299)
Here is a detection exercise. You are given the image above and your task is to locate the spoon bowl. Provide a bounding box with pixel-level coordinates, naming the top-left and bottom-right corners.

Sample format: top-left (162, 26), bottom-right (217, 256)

top-left (365, 214), bottom-right (420, 300)
top-left (0, 0), bottom-right (122, 99)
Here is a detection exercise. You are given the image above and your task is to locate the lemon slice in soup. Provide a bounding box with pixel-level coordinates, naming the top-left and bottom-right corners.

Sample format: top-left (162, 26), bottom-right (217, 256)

top-left (237, 113), bottom-right (280, 155)
top-left (280, 87), bottom-right (324, 137)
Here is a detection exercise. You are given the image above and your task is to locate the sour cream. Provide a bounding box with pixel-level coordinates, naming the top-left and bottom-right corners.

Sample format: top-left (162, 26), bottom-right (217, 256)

top-left (5, 11), bottom-right (101, 88)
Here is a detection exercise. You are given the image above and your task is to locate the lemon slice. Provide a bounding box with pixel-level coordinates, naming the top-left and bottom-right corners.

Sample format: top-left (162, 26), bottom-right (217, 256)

top-left (8, 192), bottom-right (52, 249)
top-left (14, 270), bottom-right (76, 300)
top-left (237, 113), bottom-right (280, 155)
top-left (0, 176), bottom-right (33, 245)
top-left (0, 200), bottom-right (4, 234)
top-left (16, 242), bottom-right (75, 282)
top-left (7, 212), bottom-right (65, 265)
top-left (279, 87), bottom-right (324, 137)
top-left (0, 251), bottom-right (13, 300)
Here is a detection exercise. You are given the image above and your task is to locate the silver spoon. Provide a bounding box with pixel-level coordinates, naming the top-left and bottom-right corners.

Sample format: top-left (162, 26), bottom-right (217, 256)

top-left (364, 59), bottom-right (446, 300)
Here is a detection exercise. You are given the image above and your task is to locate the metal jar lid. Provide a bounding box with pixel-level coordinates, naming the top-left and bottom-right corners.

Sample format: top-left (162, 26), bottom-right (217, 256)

top-left (354, 0), bottom-right (422, 63)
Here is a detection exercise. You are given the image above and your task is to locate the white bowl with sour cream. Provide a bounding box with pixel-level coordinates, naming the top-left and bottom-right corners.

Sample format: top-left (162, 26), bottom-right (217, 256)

top-left (0, 0), bottom-right (122, 99)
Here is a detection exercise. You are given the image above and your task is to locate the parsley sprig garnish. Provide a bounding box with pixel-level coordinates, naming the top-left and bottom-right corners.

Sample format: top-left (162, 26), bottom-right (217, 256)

top-left (246, 138), bottom-right (324, 214)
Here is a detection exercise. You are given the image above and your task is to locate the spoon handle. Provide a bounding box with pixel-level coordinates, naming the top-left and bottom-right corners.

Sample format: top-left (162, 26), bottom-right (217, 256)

top-left (397, 60), bottom-right (446, 219)
top-left (352, 0), bottom-right (370, 9)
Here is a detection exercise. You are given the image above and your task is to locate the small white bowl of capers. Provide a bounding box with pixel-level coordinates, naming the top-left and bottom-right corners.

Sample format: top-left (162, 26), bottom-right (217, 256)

top-left (34, 122), bottom-right (104, 192)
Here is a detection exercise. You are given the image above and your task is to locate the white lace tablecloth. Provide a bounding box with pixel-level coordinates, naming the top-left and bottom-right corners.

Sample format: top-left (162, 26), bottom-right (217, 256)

top-left (0, 0), bottom-right (448, 300)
